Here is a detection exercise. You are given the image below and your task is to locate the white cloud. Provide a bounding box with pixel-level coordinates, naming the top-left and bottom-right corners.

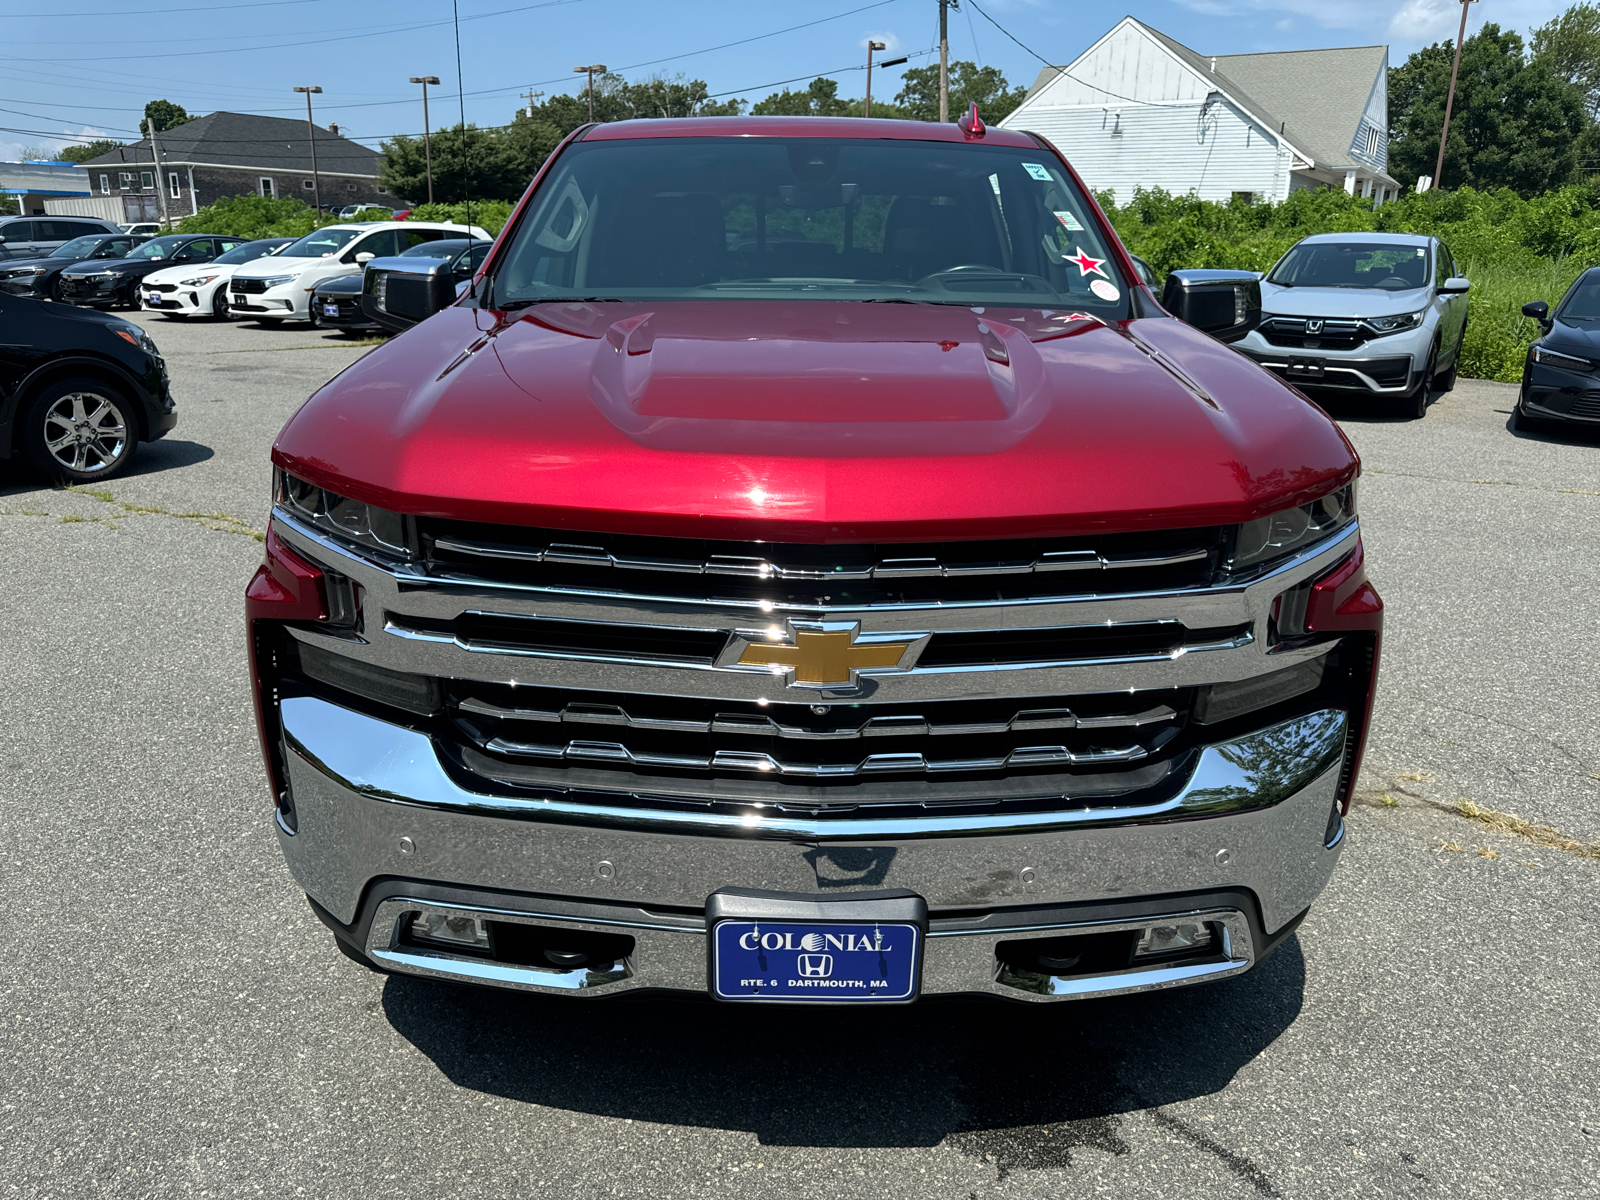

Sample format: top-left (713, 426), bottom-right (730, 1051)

top-left (1390, 0), bottom-right (1462, 41)
top-left (1168, 0), bottom-right (1575, 50)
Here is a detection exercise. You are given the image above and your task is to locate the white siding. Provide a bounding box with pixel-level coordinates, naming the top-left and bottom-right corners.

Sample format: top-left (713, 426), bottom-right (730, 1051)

top-left (1348, 56), bottom-right (1390, 173)
top-left (1001, 19), bottom-right (1295, 203)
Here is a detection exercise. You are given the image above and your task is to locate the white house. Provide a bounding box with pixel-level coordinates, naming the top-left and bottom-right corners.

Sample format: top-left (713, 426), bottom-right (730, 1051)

top-left (999, 17), bottom-right (1398, 205)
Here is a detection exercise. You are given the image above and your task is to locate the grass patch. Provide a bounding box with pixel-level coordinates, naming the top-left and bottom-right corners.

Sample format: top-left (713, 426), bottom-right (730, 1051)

top-left (64, 485), bottom-right (264, 541)
top-left (1450, 799), bottom-right (1600, 859)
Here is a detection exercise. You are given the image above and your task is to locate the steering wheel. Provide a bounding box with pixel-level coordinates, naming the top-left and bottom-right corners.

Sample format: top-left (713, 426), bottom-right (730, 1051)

top-left (916, 266), bottom-right (1054, 293)
top-left (1375, 276), bottom-right (1413, 289)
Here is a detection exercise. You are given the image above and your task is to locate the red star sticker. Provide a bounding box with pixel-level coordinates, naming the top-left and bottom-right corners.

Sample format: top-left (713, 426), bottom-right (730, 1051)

top-left (1066, 246), bottom-right (1108, 278)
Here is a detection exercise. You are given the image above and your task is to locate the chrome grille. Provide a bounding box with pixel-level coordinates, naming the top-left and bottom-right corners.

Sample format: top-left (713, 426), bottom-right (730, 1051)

top-left (1259, 317), bottom-right (1367, 351)
top-left (232, 277), bottom-right (268, 294)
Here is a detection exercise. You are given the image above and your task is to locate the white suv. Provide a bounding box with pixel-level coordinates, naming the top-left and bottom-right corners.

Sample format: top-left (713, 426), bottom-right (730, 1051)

top-left (229, 221), bottom-right (489, 323)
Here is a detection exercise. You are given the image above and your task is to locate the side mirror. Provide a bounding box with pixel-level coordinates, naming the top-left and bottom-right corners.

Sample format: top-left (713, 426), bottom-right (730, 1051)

top-left (1521, 300), bottom-right (1549, 321)
top-left (355, 251), bottom-right (375, 264)
top-left (1128, 254), bottom-right (1159, 290)
top-left (1161, 269), bottom-right (1262, 343)
top-left (1440, 276), bottom-right (1470, 294)
top-left (361, 254), bottom-right (456, 332)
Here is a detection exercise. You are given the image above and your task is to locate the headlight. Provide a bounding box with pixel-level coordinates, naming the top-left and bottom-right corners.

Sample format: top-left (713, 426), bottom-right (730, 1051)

top-left (1531, 345), bottom-right (1592, 371)
top-left (5, 267), bottom-right (46, 278)
top-left (1231, 484), bottom-right (1355, 572)
top-left (108, 320), bottom-right (160, 357)
top-left (179, 273), bottom-right (221, 286)
top-left (275, 469), bottom-right (408, 557)
top-left (256, 275), bottom-right (295, 289)
top-left (1361, 310), bottom-right (1425, 335)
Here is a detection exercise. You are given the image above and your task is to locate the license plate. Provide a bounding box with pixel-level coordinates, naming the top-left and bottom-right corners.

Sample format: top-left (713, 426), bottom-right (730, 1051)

top-left (1286, 357), bottom-right (1326, 380)
top-left (324, 303), bottom-right (340, 317)
top-left (711, 920), bottom-right (921, 1002)
top-left (146, 290), bottom-right (162, 304)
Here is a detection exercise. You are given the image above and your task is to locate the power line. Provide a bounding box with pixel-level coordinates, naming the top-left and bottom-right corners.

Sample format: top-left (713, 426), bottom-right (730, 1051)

top-left (9, 0), bottom-right (319, 16)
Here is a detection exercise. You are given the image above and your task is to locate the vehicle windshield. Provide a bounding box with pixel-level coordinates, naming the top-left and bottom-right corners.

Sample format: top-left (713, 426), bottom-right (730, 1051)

top-left (492, 137), bottom-right (1128, 312)
top-left (215, 240), bottom-right (283, 265)
top-left (51, 236), bottom-right (109, 258)
top-left (1268, 241), bottom-right (1431, 290)
top-left (1557, 274), bottom-right (1600, 321)
top-left (278, 228), bottom-right (362, 258)
top-left (126, 237), bottom-right (189, 261)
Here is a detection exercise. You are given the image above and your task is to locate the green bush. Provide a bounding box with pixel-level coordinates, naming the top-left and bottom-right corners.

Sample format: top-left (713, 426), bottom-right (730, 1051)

top-left (1103, 184), bottom-right (1600, 381)
top-left (177, 194), bottom-right (318, 239)
top-left (405, 199), bottom-right (516, 237)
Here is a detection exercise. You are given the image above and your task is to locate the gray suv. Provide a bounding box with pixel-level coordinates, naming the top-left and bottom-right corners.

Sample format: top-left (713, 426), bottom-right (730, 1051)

top-left (1234, 232), bottom-right (1471, 419)
top-left (0, 216), bottom-right (121, 262)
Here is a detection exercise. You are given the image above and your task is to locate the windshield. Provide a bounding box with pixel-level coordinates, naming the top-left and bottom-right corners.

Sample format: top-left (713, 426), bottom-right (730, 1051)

top-left (492, 137), bottom-right (1128, 312)
top-left (51, 236), bottom-right (109, 258)
top-left (1268, 241), bottom-right (1431, 290)
top-left (401, 240), bottom-right (473, 260)
top-left (127, 237), bottom-right (188, 261)
top-left (215, 240), bottom-right (282, 265)
top-left (1557, 274), bottom-right (1600, 321)
top-left (278, 228), bottom-right (362, 258)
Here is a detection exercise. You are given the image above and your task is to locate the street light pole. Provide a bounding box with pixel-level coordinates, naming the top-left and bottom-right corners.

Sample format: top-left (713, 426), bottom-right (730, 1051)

top-left (573, 65), bottom-right (607, 122)
top-left (865, 41), bottom-right (886, 118)
top-left (1433, 0), bottom-right (1476, 192)
top-left (409, 76), bottom-right (441, 205)
top-left (294, 85), bottom-right (323, 221)
top-left (939, 0), bottom-right (950, 123)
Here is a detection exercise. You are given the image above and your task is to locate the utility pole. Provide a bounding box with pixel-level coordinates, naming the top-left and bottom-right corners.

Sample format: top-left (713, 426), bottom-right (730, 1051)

top-left (1433, 0), bottom-right (1476, 192)
top-left (145, 117), bottom-right (171, 229)
top-left (573, 65), bottom-right (607, 122)
top-left (865, 41), bottom-right (886, 118)
top-left (939, 0), bottom-right (951, 123)
top-left (409, 76), bottom-right (440, 205)
top-left (521, 87), bottom-right (543, 117)
top-left (294, 86), bottom-right (323, 221)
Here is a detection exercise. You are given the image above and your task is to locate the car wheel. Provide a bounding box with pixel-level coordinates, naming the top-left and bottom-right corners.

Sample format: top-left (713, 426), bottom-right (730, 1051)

top-left (1436, 312), bottom-right (1467, 393)
top-left (212, 290), bottom-right (231, 321)
top-left (1398, 337), bottom-right (1438, 419)
top-left (19, 377), bottom-right (141, 483)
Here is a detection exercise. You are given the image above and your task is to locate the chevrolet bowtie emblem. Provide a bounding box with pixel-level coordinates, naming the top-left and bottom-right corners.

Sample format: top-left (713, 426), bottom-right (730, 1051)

top-left (720, 620), bottom-right (930, 690)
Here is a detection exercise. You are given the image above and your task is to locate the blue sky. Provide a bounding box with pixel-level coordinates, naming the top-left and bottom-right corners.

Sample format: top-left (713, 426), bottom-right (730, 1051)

top-left (0, 0), bottom-right (1574, 161)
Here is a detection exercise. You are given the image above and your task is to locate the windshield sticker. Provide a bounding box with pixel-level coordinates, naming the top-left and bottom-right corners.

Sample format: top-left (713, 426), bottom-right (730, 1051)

top-left (1066, 247), bottom-right (1108, 278)
top-left (1090, 279), bottom-right (1120, 302)
top-left (1053, 210), bottom-right (1085, 231)
top-left (1416, 248), bottom-right (1426, 256)
top-left (1022, 163), bottom-right (1054, 181)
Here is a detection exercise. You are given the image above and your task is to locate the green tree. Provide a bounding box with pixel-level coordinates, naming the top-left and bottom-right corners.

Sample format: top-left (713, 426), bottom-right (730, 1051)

top-left (753, 77), bottom-right (852, 116)
top-left (895, 60), bottom-right (1027, 124)
top-left (177, 193), bottom-right (314, 238)
top-left (614, 75), bottom-right (744, 119)
top-left (379, 122), bottom-right (524, 204)
top-left (57, 139), bottom-right (123, 163)
top-left (1387, 25), bottom-right (1586, 195)
top-left (143, 99), bottom-right (193, 132)
top-left (1532, 2), bottom-right (1600, 117)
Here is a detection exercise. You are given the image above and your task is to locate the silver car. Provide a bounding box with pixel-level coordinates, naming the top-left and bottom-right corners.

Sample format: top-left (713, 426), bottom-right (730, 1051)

top-left (1235, 232), bottom-right (1470, 419)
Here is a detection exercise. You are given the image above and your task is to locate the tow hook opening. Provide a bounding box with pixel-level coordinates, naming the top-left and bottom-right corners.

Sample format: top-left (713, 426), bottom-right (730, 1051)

top-left (996, 920), bottom-right (1223, 985)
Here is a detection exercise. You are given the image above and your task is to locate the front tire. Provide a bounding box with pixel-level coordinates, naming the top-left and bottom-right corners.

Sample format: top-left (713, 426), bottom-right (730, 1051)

top-left (212, 289), bottom-right (231, 321)
top-left (1398, 337), bottom-right (1438, 419)
top-left (19, 377), bottom-right (140, 482)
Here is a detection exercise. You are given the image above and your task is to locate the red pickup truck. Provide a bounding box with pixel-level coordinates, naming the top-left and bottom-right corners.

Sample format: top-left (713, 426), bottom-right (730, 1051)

top-left (247, 115), bottom-right (1380, 1005)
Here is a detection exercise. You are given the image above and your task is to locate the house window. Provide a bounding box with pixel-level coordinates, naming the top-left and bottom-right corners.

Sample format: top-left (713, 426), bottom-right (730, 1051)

top-left (376, 185), bottom-right (388, 194)
top-left (140, 170), bottom-right (155, 189)
top-left (1362, 125), bottom-right (1381, 156)
top-left (1232, 191), bottom-right (1254, 204)
top-left (119, 171), bottom-right (133, 189)
top-left (168, 172), bottom-right (180, 199)
top-left (259, 177), bottom-right (276, 198)
top-left (302, 179), bottom-right (315, 190)
top-left (346, 182), bottom-right (356, 192)
top-left (99, 173), bottom-right (110, 195)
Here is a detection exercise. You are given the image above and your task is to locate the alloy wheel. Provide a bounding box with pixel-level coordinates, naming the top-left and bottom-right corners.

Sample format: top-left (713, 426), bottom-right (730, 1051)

top-left (42, 392), bottom-right (128, 474)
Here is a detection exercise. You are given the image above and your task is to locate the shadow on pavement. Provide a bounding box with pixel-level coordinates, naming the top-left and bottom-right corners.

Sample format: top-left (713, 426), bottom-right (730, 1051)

top-left (383, 938), bottom-right (1305, 1168)
top-left (123, 438), bottom-right (216, 475)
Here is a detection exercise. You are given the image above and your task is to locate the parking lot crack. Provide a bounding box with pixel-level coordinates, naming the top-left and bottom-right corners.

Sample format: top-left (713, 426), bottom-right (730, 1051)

top-left (62, 485), bottom-right (264, 541)
top-left (1364, 467), bottom-right (1600, 498)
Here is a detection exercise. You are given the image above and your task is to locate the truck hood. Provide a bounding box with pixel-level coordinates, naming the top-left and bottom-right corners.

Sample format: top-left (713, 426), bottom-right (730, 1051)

top-left (1260, 281), bottom-right (1431, 319)
top-left (273, 301), bottom-right (1358, 542)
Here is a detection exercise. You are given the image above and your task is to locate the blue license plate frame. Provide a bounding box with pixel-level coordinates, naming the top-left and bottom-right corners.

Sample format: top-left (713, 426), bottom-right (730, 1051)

top-left (710, 919), bottom-right (922, 1002)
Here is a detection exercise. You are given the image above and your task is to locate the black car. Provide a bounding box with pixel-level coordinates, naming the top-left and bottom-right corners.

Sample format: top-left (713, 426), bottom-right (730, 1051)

top-left (0, 295), bottom-right (177, 481)
top-left (1517, 271), bottom-right (1600, 434)
top-left (0, 233), bottom-right (151, 301)
top-left (362, 237), bottom-right (490, 334)
top-left (56, 234), bottom-right (247, 310)
top-left (310, 272), bottom-right (378, 333)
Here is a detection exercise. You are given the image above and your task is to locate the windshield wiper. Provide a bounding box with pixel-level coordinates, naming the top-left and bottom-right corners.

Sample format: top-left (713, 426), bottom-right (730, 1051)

top-left (498, 296), bottom-right (628, 310)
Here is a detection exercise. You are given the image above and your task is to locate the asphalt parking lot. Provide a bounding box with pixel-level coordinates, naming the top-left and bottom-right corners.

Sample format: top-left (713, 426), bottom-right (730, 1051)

top-left (2, 312), bottom-right (1597, 1199)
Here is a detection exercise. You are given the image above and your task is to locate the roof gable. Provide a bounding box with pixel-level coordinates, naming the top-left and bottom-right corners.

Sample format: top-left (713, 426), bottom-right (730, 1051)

top-left (1211, 45), bottom-right (1388, 170)
top-left (77, 111), bottom-right (381, 177)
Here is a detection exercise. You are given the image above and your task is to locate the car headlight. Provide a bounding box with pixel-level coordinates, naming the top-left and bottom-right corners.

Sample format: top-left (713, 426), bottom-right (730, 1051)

top-left (108, 320), bottom-right (160, 357)
top-left (256, 275), bottom-right (295, 290)
top-left (179, 273), bottom-right (221, 287)
top-left (5, 266), bottom-right (46, 278)
top-left (1231, 484), bottom-right (1355, 572)
top-left (1361, 310), bottom-right (1425, 335)
top-left (1531, 345), bottom-right (1592, 371)
top-left (275, 469), bottom-right (409, 557)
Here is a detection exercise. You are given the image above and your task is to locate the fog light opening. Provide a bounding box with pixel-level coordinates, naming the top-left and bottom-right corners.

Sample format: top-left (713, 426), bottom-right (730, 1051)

top-left (408, 911), bottom-right (492, 954)
top-left (1133, 921), bottom-right (1214, 960)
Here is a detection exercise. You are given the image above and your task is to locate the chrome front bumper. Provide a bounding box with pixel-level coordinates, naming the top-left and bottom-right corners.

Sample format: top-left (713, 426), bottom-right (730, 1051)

top-left (277, 696), bottom-right (1347, 1002)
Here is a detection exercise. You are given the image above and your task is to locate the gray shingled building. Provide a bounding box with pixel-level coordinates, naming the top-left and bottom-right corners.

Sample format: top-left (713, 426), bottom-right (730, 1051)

top-left (71, 111), bottom-right (392, 222)
top-left (999, 18), bottom-right (1399, 205)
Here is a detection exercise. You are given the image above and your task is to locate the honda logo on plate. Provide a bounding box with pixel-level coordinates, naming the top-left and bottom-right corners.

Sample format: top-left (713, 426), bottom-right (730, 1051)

top-left (797, 954), bottom-right (834, 978)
